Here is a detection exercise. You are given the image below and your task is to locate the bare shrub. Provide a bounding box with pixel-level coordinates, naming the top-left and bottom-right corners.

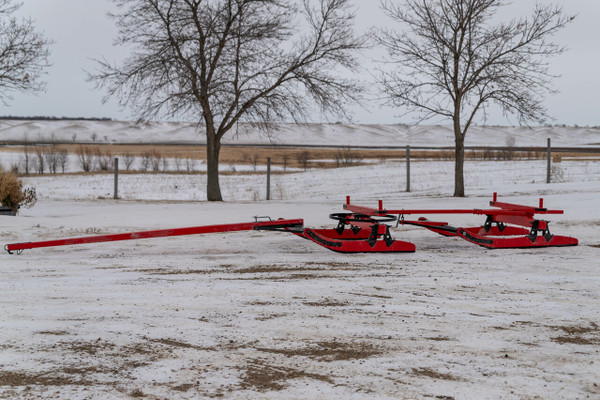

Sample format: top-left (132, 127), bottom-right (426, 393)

top-left (185, 158), bottom-right (197, 172)
top-left (0, 170), bottom-right (37, 212)
top-left (124, 154), bottom-right (135, 171)
top-left (33, 145), bottom-right (45, 174)
top-left (58, 150), bottom-right (69, 173)
top-left (76, 145), bottom-right (95, 172)
top-left (296, 151), bottom-right (310, 171)
top-left (281, 154), bottom-right (289, 171)
top-left (97, 149), bottom-right (113, 170)
top-left (140, 151), bottom-right (152, 171)
top-left (161, 157), bottom-right (169, 171)
top-left (502, 135), bottom-right (517, 160)
top-left (44, 144), bottom-right (60, 174)
top-left (21, 144), bottom-right (31, 175)
top-left (480, 149), bottom-right (492, 161)
top-left (150, 149), bottom-right (162, 171)
top-left (335, 146), bottom-right (363, 167)
top-left (172, 157), bottom-right (181, 171)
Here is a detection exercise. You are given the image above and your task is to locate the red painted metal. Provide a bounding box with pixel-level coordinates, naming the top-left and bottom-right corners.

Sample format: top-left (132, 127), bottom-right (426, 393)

top-left (344, 194), bottom-right (565, 218)
top-left (4, 193), bottom-right (578, 255)
top-left (302, 228), bottom-right (415, 253)
top-left (5, 219), bottom-right (304, 254)
top-left (289, 227), bottom-right (372, 240)
top-left (457, 229), bottom-right (578, 249)
top-left (342, 194), bottom-right (578, 249)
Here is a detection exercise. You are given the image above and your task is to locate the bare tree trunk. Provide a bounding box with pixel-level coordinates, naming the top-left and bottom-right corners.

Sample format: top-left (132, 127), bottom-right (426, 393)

top-left (206, 127), bottom-right (223, 202)
top-left (453, 119), bottom-right (465, 197)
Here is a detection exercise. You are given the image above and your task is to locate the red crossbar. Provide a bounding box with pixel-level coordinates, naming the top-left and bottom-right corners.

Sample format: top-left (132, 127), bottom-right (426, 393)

top-left (343, 194), bottom-right (564, 217)
top-left (5, 219), bottom-right (304, 253)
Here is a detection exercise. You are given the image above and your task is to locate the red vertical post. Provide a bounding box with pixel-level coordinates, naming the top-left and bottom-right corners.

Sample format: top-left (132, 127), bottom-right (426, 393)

top-left (378, 200), bottom-right (383, 211)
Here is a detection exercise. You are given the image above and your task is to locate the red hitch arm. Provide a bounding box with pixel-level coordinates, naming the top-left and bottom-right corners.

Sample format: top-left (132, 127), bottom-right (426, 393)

top-left (5, 219), bottom-right (304, 254)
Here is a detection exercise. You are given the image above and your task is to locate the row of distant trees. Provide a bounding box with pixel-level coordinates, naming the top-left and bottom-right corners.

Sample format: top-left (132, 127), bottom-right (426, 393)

top-left (12, 146), bottom-right (364, 175)
top-left (3, 0), bottom-right (574, 199)
top-left (13, 145), bottom-right (201, 175)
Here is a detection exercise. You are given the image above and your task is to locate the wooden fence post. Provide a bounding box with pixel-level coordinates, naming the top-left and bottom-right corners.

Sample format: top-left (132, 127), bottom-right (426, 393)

top-left (546, 138), bottom-right (551, 183)
top-left (266, 157), bottom-right (271, 201)
top-left (114, 157), bottom-right (119, 199)
top-left (406, 145), bottom-right (411, 192)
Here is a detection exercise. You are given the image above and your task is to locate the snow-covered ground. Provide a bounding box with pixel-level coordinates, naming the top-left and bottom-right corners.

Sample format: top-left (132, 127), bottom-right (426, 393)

top-left (1, 122), bottom-right (599, 399)
top-left (2, 169), bottom-right (599, 399)
top-left (0, 119), bottom-right (599, 147)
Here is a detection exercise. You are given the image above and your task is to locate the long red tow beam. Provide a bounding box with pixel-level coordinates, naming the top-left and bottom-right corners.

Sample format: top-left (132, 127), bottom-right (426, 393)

top-left (5, 219), bottom-right (304, 254)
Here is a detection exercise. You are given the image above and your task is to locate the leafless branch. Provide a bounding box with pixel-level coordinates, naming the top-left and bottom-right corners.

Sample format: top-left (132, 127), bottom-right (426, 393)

top-left (90, 0), bottom-right (365, 200)
top-left (0, 0), bottom-right (52, 105)
top-left (373, 0), bottom-right (573, 196)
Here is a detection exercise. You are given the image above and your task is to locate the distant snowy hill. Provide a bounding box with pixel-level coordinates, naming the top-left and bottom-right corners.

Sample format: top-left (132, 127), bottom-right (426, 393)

top-left (0, 119), bottom-right (598, 147)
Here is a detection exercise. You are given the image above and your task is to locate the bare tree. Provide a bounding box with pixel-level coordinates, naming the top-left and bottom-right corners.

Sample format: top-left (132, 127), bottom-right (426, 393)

top-left (91, 0), bottom-right (365, 201)
top-left (0, 0), bottom-right (52, 104)
top-left (374, 0), bottom-right (573, 196)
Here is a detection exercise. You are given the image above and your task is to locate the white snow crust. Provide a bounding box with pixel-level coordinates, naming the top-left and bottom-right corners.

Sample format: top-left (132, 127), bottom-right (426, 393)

top-left (0, 121), bottom-right (599, 399)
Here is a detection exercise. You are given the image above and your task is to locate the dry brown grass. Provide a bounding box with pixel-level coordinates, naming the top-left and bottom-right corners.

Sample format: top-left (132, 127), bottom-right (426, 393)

top-left (2, 144), bottom-right (597, 173)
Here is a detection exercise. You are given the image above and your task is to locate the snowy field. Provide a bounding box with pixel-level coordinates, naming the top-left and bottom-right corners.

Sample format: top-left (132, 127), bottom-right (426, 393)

top-left (1, 152), bottom-right (599, 399)
top-left (1, 119), bottom-right (599, 147)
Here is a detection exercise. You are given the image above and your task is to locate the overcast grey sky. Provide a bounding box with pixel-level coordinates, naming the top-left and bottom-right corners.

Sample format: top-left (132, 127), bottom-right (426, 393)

top-left (7, 0), bottom-right (600, 126)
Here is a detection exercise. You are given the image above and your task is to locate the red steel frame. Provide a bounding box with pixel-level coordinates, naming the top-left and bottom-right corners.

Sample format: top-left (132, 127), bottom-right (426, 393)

top-left (341, 193), bottom-right (577, 249)
top-left (3, 193), bottom-right (578, 254)
top-left (344, 193), bottom-right (563, 221)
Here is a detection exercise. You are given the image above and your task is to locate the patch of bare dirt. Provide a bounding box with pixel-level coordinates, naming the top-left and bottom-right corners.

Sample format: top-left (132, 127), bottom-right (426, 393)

top-left (228, 273), bottom-right (337, 281)
top-left (257, 340), bottom-right (381, 361)
top-left (411, 367), bottom-right (462, 382)
top-left (551, 322), bottom-right (600, 345)
top-left (348, 291), bottom-right (393, 299)
top-left (303, 297), bottom-right (349, 307)
top-left (148, 337), bottom-right (213, 351)
top-left (424, 336), bottom-right (452, 342)
top-left (0, 370), bottom-right (94, 386)
top-left (36, 330), bottom-right (70, 336)
top-left (234, 264), bottom-right (321, 274)
top-left (239, 360), bottom-right (333, 392)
